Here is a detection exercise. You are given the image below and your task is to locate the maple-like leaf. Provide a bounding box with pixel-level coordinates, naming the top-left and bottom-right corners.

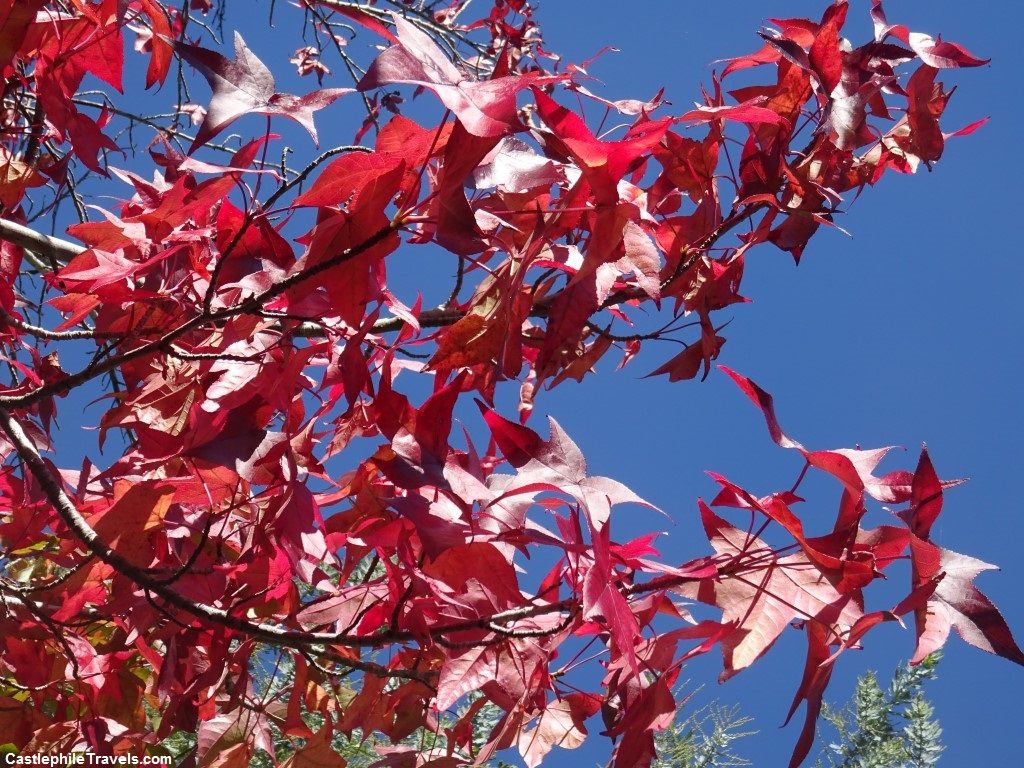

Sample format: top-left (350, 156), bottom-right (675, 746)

top-left (280, 725), bottom-right (346, 768)
top-left (646, 331), bottom-right (725, 382)
top-left (720, 366), bottom-right (903, 501)
top-left (808, 1), bottom-right (847, 94)
top-left (358, 13), bottom-right (534, 137)
top-left (517, 694), bottom-right (602, 768)
top-left (618, 220), bottom-right (662, 300)
top-left (900, 457), bottom-right (1024, 669)
top-left (899, 64), bottom-right (948, 163)
top-left (901, 447), bottom-right (944, 539)
top-left (679, 502), bottom-right (862, 678)
top-left (871, 1), bottom-right (989, 68)
top-left (909, 536), bottom-right (1024, 666)
top-left (293, 151), bottom-right (405, 208)
top-left (134, 0), bottom-right (174, 89)
top-left (197, 706), bottom-right (271, 765)
top-left (678, 100), bottom-right (790, 127)
top-left (435, 644), bottom-right (500, 711)
top-left (473, 137), bottom-right (563, 193)
top-left (86, 480), bottom-right (176, 567)
top-left (533, 88), bottom-right (670, 205)
top-left (583, 520), bottom-right (644, 673)
top-left (481, 406), bottom-right (655, 529)
top-left (174, 32), bottom-right (350, 151)
top-left (0, 0), bottom-right (47, 76)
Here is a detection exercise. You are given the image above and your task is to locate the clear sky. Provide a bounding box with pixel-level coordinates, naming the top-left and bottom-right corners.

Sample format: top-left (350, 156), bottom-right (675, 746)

top-left (55, 0), bottom-right (1023, 764)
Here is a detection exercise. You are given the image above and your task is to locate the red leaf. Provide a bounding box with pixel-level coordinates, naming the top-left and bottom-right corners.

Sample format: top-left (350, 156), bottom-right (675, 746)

top-left (784, 622), bottom-right (834, 768)
top-left (137, 0), bottom-right (173, 89)
top-left (946, 116), bottom-right (989, 138)
top-left (583, 522), bottom-right (641, 672)
top-left (678, 101), bottom-right (790, 127)
top-left (646, 332), bottom-right (725, 382)
top-left (432, 121), bottom-right (501, 254)
top-left (296, 582), bottom-right (391, 631)
top-left (808, 1), bottom-right (848, 94)
top-left (536, 266), bottom-right (614, 380)
top-left (436, 644), bottom-right (500, 711)
top-left (280, 724), bottom-right (345, 768)
top-left (482, 408), bottom-right (654, 530)
top-left (905, 447), bottom-right (943, 538)
top-left (720, 43), bottom-right (781, 78)
top-left (318, 1), bottom-right (399, 44)
top-left (86, 480), bottom-right (175, 566)
top-left (0, 0), bottom-right (47, 75)
top-left (474, 137), bottom-right (563, 193)
top-left (719, 365), bottom-right (802, 449)
top-left (534, 88), bottom-right (669, 205)
top-left (901, 65), bottom-right (947, 163)
top-left (293, 151), bottom-right (405, 209)
top-left (618, 221), bottom-right (662, 300)
top-left (479, 403), bottom-right (542, 466)
top-left (720, 366), bottom-right (902, 499)
top-left (910, 34), bottom-right (989, 69)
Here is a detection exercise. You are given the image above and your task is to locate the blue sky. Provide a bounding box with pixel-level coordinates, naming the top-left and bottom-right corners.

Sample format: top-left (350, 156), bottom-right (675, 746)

top-left (54, 0), bottom-right (1022, 764)
top-left (527, 1), bottom-right (1024, 764)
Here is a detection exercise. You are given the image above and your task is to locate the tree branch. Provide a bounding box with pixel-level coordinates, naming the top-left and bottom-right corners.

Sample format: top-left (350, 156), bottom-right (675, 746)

top-left (0, 407), bottom-right (707, 676)
top-left (0, 222), bottom-right (399, 408)
top-left (0, 218), bottom-right (85, 267)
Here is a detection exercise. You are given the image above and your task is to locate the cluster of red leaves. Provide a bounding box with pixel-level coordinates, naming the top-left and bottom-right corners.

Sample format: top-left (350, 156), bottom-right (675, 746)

top-left (0, 1), bottom-right (1017, 766)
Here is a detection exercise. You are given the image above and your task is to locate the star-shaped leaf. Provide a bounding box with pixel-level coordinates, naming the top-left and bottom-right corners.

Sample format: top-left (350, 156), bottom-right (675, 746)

top-left (358, 13), bottom-right (537, 137)
top-left (909, 536), bottom-right (1024, 666)
top-left (174, 32), bottom-right (350, 152)
top-left (679, 502), bottom-right (863, 679)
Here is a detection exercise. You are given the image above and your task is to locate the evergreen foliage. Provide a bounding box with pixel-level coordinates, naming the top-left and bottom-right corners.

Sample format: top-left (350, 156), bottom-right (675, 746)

top-left (818, 654), bottom-right (944, 768)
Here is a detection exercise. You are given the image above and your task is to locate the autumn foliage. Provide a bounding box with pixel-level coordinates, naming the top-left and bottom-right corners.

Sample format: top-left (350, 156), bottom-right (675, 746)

top-left (0, 1), bottom-right (1017, 766)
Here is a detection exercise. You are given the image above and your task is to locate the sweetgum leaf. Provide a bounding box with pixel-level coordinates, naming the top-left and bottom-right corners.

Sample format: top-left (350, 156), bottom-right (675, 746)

top-left (679, 502), bottom-right (862, 678)
top-left (909, 537), bottom-right (1024, 666)
top-left (174, 32), bottom-right (350, 151)
top-left (358, 13), bottom-right (532, 137)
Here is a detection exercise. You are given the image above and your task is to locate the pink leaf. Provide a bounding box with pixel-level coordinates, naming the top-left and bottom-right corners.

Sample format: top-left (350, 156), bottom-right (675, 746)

top-left (909, 537), bottom-right (1024, 666)
top-left (358, 13), bottom-right (532, 137)
top-left (518, 695), bottom-right (602, 768)
top-left (678, 100), bottom-right (790, 127)
top-left (175, 32), bottom-right (349, 151)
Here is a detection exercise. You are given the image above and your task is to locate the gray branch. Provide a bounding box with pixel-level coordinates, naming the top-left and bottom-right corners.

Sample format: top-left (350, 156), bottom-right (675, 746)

top-left (0, 218), bottom-right (85, 269)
